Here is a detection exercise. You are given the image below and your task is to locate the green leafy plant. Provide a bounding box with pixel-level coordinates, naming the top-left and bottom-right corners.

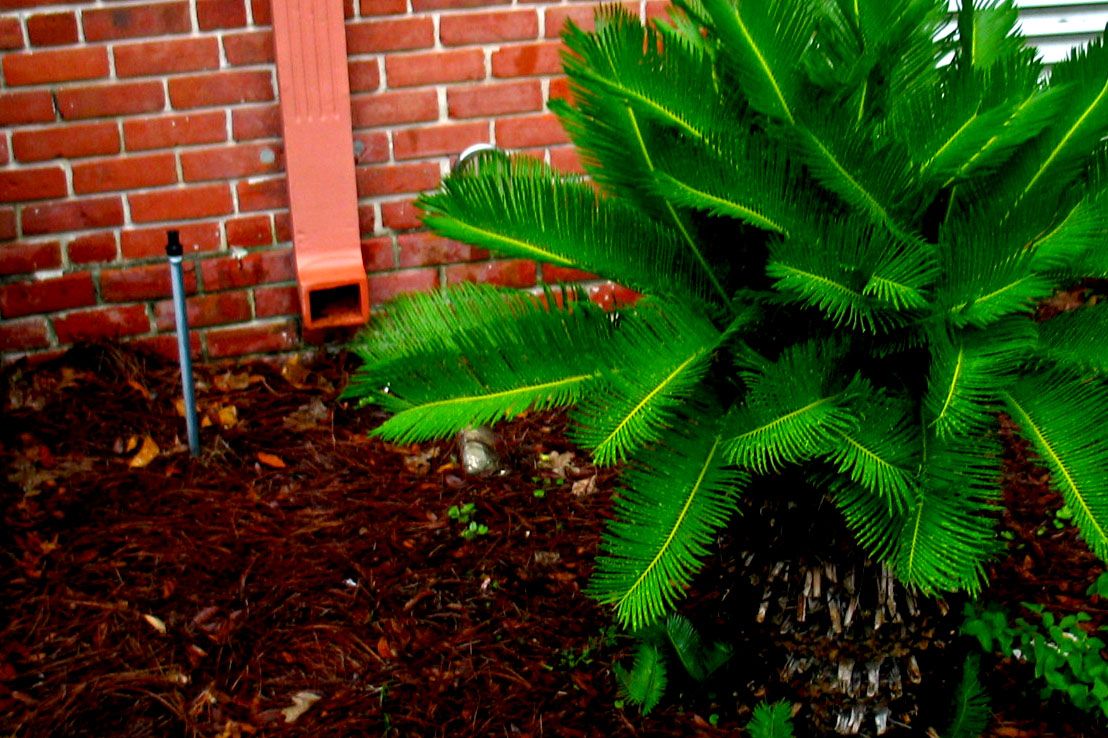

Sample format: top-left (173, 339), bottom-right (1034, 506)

top-left (941, 655), bottom-right (991, 738)
top-left (447, 502), bottom-right (489, 540)
top-left (746, 700), bottom-right (796, 738)
top-left (344, 0), bottom-right (1108, 631)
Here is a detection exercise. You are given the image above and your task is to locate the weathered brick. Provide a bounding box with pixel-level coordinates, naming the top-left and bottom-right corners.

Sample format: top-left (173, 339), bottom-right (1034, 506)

top-left (0, 91), bottom-right (54, 125)
top-left (645, 1), bottom-right (670, 23)
top-left (412, 0), bottom-right (508, 10)
top-left (0, 0), bottom-right (93, 8)
top-left (360, 236), bottom-right (394, 272)
top-left (446, 259), bottom-right (537, 288)
top-left (356, 162), bottom-right (440, 197)
top-left (368, 268), bottom-right (439, 304)
top-left (129, 184), bottom-right (234, 224)
top-left (545, 4), bottom-right (637, 38)
top-left (360, 0), bottom-right (406, 15)
top-left (57, 82), bottom-right (165, 120)
top-left (124, 112), bottom-right (228, 151)
top-left (26, 11), bottom-right (78, 46)
top-left (356, 204), bottom-right (375, 236)
top-left (351, 89), bottom-right (438, 129)
top-left (385, 49), bottom-right (484, 87)
top-left (67, 232), bottom-right (117, 264)
top-left (0, 17), bottom-right (22, 49)
top-left (273, 212), bottom-right (291, 242)
top-left (82, 2), bottom-right (191, 42)
top-left (72, 153), bottom-right (177, 194)
top-left (0, 272), bottom-right (96, 318)
top-left (236, 177), bottom-right (288, 212)
top-left (448, 80), bottom-right (543, 119)
top-left (0, 240), bottom-right (61, 275)
top-left (0, 208), bottom-right (17, 241)
top-left (100, 262), bottom-right (196, 302)
top-left (589, 281), bottom-right (641, 310)
top-left (549, 145), bottom-right (584, 174)
top-left (354, 132), bottom-right (389, 164)
top-left (153, 290), bottom-right (251, 330)
top-left (226, 214), bottom-right (273, 248)
top-left (223, 30), bottom-right (273, 65)
top-left (0, 317), bottom-right (50, 352)
top-left (169, 70), bottom-right (274, 109)
top-left (231, 105), bottom-right (281, 140)
top-left (0, 167), bottom-right (68, 203)
top-left (197, 0), bottom-right (246, 30)
top-left (181, 142), bottom-right (284, 182)
top-left (0, 137), bottom-right (7, 166)
top-left (254, 284), bottom-right (298, 317)
top-left (21, 197), bottom-right (124, 235)
top-left (398, 232), bottom-right (487, 268)
top-left (120, 222), bottom-right (221, 259)
top-left (3, 47), bottom-right (109, 86)
top-left (380, 198), bottom-right (423, 231)
top-left (13, 122), bottom-right (120, 162)
top-left (491, 41), bottom-right (562, 78)
top-left (348, 60), bottom-right (380, 93)
top-left (53, 304), bottom-right (150, 344)
top-left (440, 10), bottom-right (538, 46)
top-left (250, 0), bottom-right (272, 24)
top-left (544, 264), bottom-right (597, 282)
top-left (495, 113), bottom-right (569, 148)
top-left (200, 249), bottom-right (294, 291)
top-left (393, 122), bottom-right (488, 160)
top-left (347, 17), bottom-right (433, 53)
top-left (114, 37), bottom-right (220, 78)
top-left (206, 319), bottom-right (297, 358)
top-left (129, 332), bottom-right (201, 361)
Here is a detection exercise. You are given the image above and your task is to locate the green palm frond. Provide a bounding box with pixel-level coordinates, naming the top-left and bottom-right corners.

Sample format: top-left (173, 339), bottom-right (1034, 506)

top-left (417, 154), bottom-right (706, 303)
top-left (1028, 184), bottom-right (1108, 272)
top-left (943, 655), bottom-right (991, 738)
top-left (613, 641), bottom-right (667, 714)
top-left (660, 613), bottom-right (732, 681)
top-left (570, 302), bottom-right (722, 466)
top-left (589, 417), bottom-right (747, 630)
top-left (955, 0), bottom-right (1023, 72)
top-left (746, 700), bottom-right (796, 738)
top-left (1002, 371), bottom-right (1108, 560)
top-left (725, 340), bottom-right (862, 472)
top-left (923, 319), bottom-right (1034, 439)
top-left (1034, 303), bottom-right (1108, 374)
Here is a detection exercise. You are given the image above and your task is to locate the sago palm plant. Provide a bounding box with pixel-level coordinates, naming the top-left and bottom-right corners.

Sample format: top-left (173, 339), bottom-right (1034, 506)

top-left (344, 0), bottom-right (1108, 631)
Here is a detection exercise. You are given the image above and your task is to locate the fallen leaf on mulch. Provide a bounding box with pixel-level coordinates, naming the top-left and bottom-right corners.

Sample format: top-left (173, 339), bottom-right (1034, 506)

top-left (142, 614), bottom-right (167, 634)
top-left (214, 372), bottom-right (259, 392)
top-left (128, 436), bottom-right (159, 468)
top-left (281, 691), bottom-right (322, 723)
top-left (256, 451), bottom-right (286, 468)
top-left (572, 475), bottom-right (598, 497)
top-left (217, 405), bottom-right (238, 428)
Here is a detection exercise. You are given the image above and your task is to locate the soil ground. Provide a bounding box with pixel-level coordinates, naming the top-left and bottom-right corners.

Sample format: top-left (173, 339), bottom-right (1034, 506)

top-left (2, 343), bottom-right (1106, 737)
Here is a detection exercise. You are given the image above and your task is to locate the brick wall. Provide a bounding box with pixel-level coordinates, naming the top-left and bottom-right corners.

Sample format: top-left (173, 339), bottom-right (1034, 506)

top-left (0, 0), bottom-right (658, 363)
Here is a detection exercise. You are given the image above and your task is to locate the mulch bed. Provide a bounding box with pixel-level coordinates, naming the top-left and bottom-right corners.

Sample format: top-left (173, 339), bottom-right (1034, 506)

top-left (1, 342), bottom-right (1106, 737)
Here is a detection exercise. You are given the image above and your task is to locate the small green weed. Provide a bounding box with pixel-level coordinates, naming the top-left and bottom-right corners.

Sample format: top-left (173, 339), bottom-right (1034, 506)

top-left (447, 502), bottom-right (489, 540)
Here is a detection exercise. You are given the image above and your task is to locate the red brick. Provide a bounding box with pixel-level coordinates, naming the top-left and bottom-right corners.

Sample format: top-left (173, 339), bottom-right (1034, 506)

top-left (448, 80), bottom-right (543, 119)
top-left (356, 162), bottom-right (440, 197)
top-left (394, 122), bottom-right (488, 160)
top-left (0, 137), bottom-right (7, 166)
top-left (169, 70), bottom-right (274, 109)
top-left (0, 167), bottom-right (67, 203)
top-left (200, 249), bottom-right (294, 291)
top-left (114, 37), bottom-right (220, 78)
top-left (100, 262), bottom-right (196, 302)
top-left (3, 47), bottom-right (109, 85)
top-left (120, 222), bottom-right (221, 259)
top-left (361, 236), bottom-right (394, 272)
top-left (21, 197), bottom-right (124, 235)
top-left (67, 232), bottom-right (117, 264)
top-left (349, 60), bottom-right (380, 93)
top-left (549, 145), bottom-right (583, 174)
top-left (589, 281), bottom-right (641, 310)
top-left (412, 0), bottom-right (508, 10)
top-left (254, 284), bottom-right (298, 317)
top-left (197, 0), bottom-right (246, 30)
top-left (385, 49), bottom-right (484, 88)
top-left (129, 332), bottom-right (201, 361)
top-left (496, 113), bottom-right (568, 148)
top-left (548, 76), bottom-right (572, 103)
top-left (0, 208), bottom-right (16, 241)
top-left (13, 122), bottom-right (119, 162)
top-left (223, 30), bottom-right (273, 66)
top-left (26, 12), bottom-right (77, 46)
top-left (129, 184), bottom-right (234, 224)
top-left (351, 89), bottom-right (438, 129)
top-left (72, 153), bottom-right (177, 194)
top-left (354, 132), bottom-right (389, 164)
top-left (236, 177), bottom-right (288, 212)
top-left (368, 268), bottom-right (439, 304)
top-left (231, 105), bottom-right (281, 141)
top-left (250, 0), bottom-right (272, 25)
top-left (380, 198), bottom-right (423, 230)
top-left (82, 2), bottom-right (191, 42)
top-left (645, 1), bottom-right (669, 23)
top-left (226, 215), bottom-right (273, 247)
top-left (346, 17), bottom-right (433, 54)
top-left (491, 41), bottom-right (562, 78)
top-left (398, 232), bottom-right (487, 268)
top-left (153, 290), bottom-right (251, 330)
top-left (0, 317), bottom-right (49, 351)
top-left (0, 240), bottom-right (61, 275)
top-left (124, 112), bottom-right (228, 151)
top-left (446, 259), bottom-right (537, 288)
top-left (0, 17), bottom-right (22, 49)
top-left (53, 304), bottom-right (150, 344)
top-left (545, 4), bottom-right (636, 38)
top-left (181, 142), bottom-right (283, 182)
top-left (273, 212), bottom-right (291, 242)
top-left (0, 272), bottom-right (96, 318)
top-left (0, 91), bottom-right (54, 125)
top-left (206, 319), bottom-right (297, 358)
top-left (0, 0), bottom-right (93, 8)
top-left (57, 82), bottom-right (165, 120)
top-left (360, 0), bottom-right (406, 15)
top-left (544, 264), bottom-right (597, 282)
top-left (440, 10), bottom-right (538, 46)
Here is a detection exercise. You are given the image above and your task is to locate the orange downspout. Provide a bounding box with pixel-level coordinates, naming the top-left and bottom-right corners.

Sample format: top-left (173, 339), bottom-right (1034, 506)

top-left (272, 0), bottom-right (370, 330)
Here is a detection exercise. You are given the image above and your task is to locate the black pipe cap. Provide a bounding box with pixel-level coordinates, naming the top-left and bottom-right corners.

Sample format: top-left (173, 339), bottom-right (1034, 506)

top-left (166, 230), bottom-right (182, 257)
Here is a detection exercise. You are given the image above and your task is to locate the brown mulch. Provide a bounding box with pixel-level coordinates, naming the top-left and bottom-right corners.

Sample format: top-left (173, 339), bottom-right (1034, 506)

top-left (1, 342), bottom-right (1106, 737)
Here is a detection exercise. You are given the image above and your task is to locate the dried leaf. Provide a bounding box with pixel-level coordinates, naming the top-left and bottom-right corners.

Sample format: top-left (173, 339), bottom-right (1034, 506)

top-left (142, 613), bottom-right (167, 634)
top-left (283, 398), bottom-right (329, 431)
top-left (175, 398), bottom-right (187, 417)
top-left (125, 435), bottom-right (140, 453)
top-left (256, 452), bottom-right (286, 469)
top-left (214, 372), bottom-right (252, 392)
top-left (281, 355), bottom-right (312, 389)
top-left (129, 436), bottom-right (159, 468)
top-left (281, 691), bottom-right (321, 723)
top-left (127, 379), bottom-right (151, 400)
top-left (377, 636), bottom-right (395, 660)
top-left (571, 475), bottom-right (598, 497)
top-left (217, 405), bottom-right (238, 429)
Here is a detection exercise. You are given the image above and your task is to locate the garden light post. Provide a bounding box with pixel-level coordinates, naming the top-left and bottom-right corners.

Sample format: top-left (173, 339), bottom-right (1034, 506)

top-left (166, 230), bottom-right (200, 456)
